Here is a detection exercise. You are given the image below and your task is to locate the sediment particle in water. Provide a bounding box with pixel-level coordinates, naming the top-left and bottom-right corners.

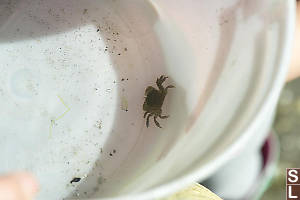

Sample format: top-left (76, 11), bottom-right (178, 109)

top-left (121, 95), bottom-right (128, 112)
top-left (70, 177), bottom-right (81, 184)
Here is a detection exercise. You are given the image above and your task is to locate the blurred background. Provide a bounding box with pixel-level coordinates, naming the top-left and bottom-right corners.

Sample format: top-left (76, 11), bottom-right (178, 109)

top-left (262, 77), bottom-right (300, 199)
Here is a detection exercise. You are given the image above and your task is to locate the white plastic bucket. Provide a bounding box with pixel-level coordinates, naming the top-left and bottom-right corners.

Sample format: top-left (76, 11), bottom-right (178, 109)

top-left (0, 0), bottom-right (295, 199)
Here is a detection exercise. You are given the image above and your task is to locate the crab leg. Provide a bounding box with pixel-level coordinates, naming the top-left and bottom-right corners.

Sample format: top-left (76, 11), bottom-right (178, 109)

top-left (144, 111), bottom-right (149, 118)
top-left (146, 114), bottom-right (153, 128)
top-left (165, 85), bottom-right (175, 93)
top-left (154, 116), bottom-right (162, 128)
top-left (159, 115), bottom-right (169, 119)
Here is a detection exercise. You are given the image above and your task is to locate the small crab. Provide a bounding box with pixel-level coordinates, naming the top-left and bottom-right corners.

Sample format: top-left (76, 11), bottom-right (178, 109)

top-left (143, 75), bottom-right (175, 128)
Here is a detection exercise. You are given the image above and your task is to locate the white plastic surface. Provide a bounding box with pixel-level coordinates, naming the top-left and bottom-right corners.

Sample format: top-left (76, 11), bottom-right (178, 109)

top-left (0, 0), bottom-right (295, 199)
top-left (203, 149), bottom-right (263, 199)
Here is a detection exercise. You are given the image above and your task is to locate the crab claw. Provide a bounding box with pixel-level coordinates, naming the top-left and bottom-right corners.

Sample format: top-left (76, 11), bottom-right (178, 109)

top-left (156, 75), bottom-right (168, 87)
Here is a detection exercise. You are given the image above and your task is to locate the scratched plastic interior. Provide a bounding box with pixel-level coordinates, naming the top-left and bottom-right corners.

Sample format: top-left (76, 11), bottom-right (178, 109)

top-left (0, 0), bottom-right (291, 199)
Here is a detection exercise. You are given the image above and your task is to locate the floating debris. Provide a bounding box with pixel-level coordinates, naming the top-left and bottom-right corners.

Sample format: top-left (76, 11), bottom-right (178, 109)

top-left (121, 95), bottom-right (128, 112)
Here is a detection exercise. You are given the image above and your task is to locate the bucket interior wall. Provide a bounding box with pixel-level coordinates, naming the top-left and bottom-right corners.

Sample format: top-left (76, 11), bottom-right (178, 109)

top-left (0, 0), bottom-right (292, 199)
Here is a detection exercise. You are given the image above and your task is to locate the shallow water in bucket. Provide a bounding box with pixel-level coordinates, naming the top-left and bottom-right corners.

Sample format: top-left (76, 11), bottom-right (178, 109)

top-left (0, 0), bottom-right (195, 199)
top-left (0, 0), bottom-right (294, 199)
